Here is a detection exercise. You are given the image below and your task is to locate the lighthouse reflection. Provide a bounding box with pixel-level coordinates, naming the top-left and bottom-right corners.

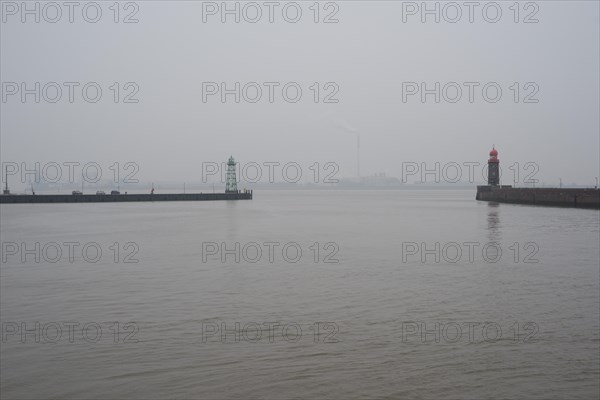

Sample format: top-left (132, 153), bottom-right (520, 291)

top-left (486, 202), bottom-right (502, 243)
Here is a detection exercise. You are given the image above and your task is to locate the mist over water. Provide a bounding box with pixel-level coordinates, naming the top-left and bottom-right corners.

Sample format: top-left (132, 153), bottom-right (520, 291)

top-left (2, 0), bottom-right (600, 398)
top-left (1, 190), bottom-right (598, 399)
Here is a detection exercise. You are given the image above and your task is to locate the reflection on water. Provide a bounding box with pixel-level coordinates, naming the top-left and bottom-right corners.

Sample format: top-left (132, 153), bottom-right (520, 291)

top-left (486, 202), bottom-right (501, 243)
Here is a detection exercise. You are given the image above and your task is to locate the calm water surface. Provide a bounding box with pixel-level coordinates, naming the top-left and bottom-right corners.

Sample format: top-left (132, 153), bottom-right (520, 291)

top-left (1, 190), bottom-right (599, 399)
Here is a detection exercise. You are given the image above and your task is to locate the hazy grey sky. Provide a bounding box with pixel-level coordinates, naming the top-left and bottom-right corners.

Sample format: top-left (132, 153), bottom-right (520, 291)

top-left (1, 1), bottom-right (599, 187)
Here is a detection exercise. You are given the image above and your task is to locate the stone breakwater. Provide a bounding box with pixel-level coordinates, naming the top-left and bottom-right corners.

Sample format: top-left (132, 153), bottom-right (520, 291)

top-left (0, 192), bottom-right (253, 204)
top-left (476, 186), bottom-right (599, 208)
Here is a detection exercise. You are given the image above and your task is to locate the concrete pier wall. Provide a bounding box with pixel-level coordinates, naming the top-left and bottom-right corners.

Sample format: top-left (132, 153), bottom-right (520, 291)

top-left (0, 192), bottom-right (253, 204)
top-left (476, 186), bottom-right (599, 208)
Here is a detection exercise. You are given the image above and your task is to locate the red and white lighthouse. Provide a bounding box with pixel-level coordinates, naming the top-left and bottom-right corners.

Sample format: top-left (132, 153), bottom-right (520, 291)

top-left (488, 147), bottom-right (499, 186)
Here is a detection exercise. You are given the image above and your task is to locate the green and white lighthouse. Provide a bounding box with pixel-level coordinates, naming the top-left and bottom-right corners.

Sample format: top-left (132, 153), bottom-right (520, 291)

top-left (225, 156), bottom-right (238, 193)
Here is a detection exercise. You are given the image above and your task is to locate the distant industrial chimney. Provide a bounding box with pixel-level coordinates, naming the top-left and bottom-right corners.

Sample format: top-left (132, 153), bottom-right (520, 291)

top-left (357, 135), bottom-right (360, 178)
top-left (3, 168), bottom-right (9, 195)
